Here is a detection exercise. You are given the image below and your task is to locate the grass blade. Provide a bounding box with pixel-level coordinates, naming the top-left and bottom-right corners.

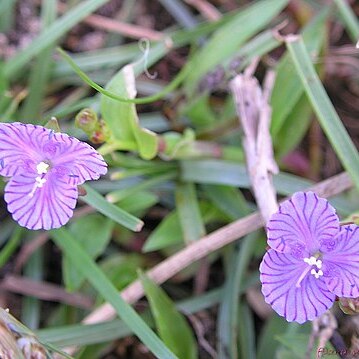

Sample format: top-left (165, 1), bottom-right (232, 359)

top-left (82, 184), bottom-right (144, 232)
top-left (140, 272), bottom-right (198, 359)
top-left (184, 0), bottom-right (290, 95)
top-left (20, 0), bottom-right (57, 123)
top-left (333, 0), bottom-right (359, 42)
top-left (4, 0), bottom-right (112, 77)
top-left (175, 182), bottom-right (205, 243)
top-left (286, 36), bottom-right (359, 191)
top-left (51, 228), bottom-right (178, 359)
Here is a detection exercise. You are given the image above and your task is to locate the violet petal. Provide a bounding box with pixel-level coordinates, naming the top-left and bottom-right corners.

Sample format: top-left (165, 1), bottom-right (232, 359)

top-left (260, 249), bottom-right (336, 323)
top-left (4, 172), bottom-right (78, 230)
top-left (324, 224), bottom-right (359, 298)
top-left (0, 123), bottom-right (46, 176)
top-left (267, 191), bottom-right (339, 254)
top-left (49, 132), bottom-right (107, 185)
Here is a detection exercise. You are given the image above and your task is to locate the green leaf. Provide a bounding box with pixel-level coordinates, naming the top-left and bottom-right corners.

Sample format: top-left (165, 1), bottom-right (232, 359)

top-left (175, 182), bottom-right (205, 243)
top-left (271, 9), bottom-right (328, 138)
top-left (257, 316), bottom-right (294, 359)
top-left (143, 202), bottom-right (227, 252)
top-left (81, 184), bottom-right (144, 232)
top-left (99, 253), bottom-right (144, 292)
top-left (286, 36), bottom-right (359, 191)
top-left (63, 214), bottom-right (114, 291)
top-left (143, 211), bottom-right (183, 252)
top-left (180, 159), bottom-right (357, 215)
top-left (19, 0), bottom-right (57, 123)
top-left (118, 190), bottom-right (159, 215)
top-left (333, 0), bottom-right (359, 42)
top-left (101, 64), bottom-right (158, 159)
top-left (181, 94), bottom-right (217, 129)
top-left (275, 94), bottom-right (313, 158)
top-left (140, 272), bottom-right (198, 359)
top-left (51, 228), bottom-right (177, 359)
top-left (184, 0), bottom-right (290, 95)
top-left (4, 0), bottom-right (112, 78)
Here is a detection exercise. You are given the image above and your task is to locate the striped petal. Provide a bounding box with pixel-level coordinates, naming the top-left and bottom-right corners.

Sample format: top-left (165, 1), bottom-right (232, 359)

top-left (0, 123), bottom-right (50, 176)
top-left (4, 172), bottom-right (78, 230)
top-left (260, 249), bottom-right (335, 323)
top-left (49, 132), bottom-right (107, 185)
top-left (267, 191), bottom-right (339, 254)
top-left (324, 225), bottom-right (359, 298)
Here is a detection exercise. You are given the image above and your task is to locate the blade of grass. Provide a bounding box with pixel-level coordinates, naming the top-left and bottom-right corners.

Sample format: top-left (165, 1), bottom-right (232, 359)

top-left (238, 300), bottom-right (256, 359)
top-left (184, 0), bottom-right (290, 95)
top-left (81, 184), bottom-right (144, 231)
top-left (20, 0), bottom-right (57, 123)
top-left (106, 171), bottom-right (176, 203)
top-left (213, 187), bottom-right (256, 359)
top-left (57, 47), bottom-right (191, 104)
top-left (51, 228), bottom-right (178, 359)
top-left (286, 36), bottom-right (359, 191)
top-left (37, 276), bottom-right (259, 348)
top-left (158, 0), bottom-right (198, 28)
top-left (140, 272), bottom-right (198, 359)
top-left (175, 182), bottom-right (205, 243)
top-left (0, 227), bottom-right (24, 268)
top-left (4, 0), bottom-right (112, 77)
top-left (22, 247), bottom-right (43, 330)
top-left (0, 0), bottom-right (16, 32)
top-left (333, 0), bottom-right (359, 42)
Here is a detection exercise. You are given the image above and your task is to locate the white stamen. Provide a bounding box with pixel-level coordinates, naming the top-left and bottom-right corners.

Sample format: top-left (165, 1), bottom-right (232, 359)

top-left (36, 162), bottom-right (49, 174)
top-left (36, 177), bottom-right (46, 187)
top-left (310, 269), bottom-right (323, 279)
top-left (304, 256), bottom-right (322, 269)
top-left (29, 177), bottom-right (47, 197)
top-left (304, 256), bottom-right (317, 266)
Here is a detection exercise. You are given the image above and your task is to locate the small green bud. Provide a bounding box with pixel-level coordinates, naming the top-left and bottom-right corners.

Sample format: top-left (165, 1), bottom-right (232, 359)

top-left (339, 297), bottom-right (359, 315)
top-left (75, 108), bottom-right (98, 133)
top-left (89, 119), bottom-right (110, 144)
top-left (44, 117), bottom-right (61, 132)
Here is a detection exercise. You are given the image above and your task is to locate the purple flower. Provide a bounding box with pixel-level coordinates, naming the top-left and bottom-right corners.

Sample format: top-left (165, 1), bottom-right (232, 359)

top-left (260, 191), bottom-right (359, 324)
top-left (0, 122), bottom-right (107, 230)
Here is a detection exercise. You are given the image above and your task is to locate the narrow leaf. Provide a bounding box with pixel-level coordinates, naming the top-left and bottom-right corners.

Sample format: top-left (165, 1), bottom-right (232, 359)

top-left (4, 0), bottom-right (112, 77)
top-left (51, 228), bottom-right (177, 359)
top-left (81, 184), bottom-right (144, 232)
top-left (101, 64), bottom-right (158, 159)
top-left (140, 272), bottom-right (198, 359)
top-left (333, 0), bottom-right (359, 42)
top-left (286, 36), bottom-right (359, 191)
top-left (175, 182), bottom-right (205, 243)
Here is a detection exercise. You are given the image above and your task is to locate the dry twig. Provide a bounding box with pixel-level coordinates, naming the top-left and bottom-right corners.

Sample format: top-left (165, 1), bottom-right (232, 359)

top-left (0, 275), bottom-right (93, 309)
top-left (57, 2), bottom-right (170, 43)
top-left (184, 0), bottom-right (222, 21)
top-left (230, 61), bottom-right (278, 222)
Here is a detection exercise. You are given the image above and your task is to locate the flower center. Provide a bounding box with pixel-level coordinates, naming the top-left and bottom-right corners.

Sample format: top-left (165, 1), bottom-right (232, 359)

top-left (295, 255), bottom-right (323, 288)
top-left (29, 161), bottom-right (50, 198)
top-left (36, 162), bottom-right (49, 174)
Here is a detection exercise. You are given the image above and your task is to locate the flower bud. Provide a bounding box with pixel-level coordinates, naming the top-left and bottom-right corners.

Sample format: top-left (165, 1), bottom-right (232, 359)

top-left (75, 108), bottom-right (98, 133)
top-left (89, 119), bottom-right (110, 144)
top-left (338, 297), bottom-right (359, 315)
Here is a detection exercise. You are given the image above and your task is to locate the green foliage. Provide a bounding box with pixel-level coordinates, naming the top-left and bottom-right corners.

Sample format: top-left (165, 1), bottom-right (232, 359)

top-left (101, 64), bottom-right (158, 159)
top-left (2, 1), bottom-right (359, 357)
top-left (184, 0), bottom-right (290, 95)
top-left (63, 214), bottom-right (114, 291)
top-left (140, 272), bottom-right (198, 359)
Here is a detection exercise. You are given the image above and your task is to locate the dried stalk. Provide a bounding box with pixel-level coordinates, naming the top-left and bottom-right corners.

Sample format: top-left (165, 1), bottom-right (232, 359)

top-left (229, 62), bottom-right (278, 222)
top-left (57, 2), bottom-right (169, 43)
top-left (184, 0), bottom-right (222, 21)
